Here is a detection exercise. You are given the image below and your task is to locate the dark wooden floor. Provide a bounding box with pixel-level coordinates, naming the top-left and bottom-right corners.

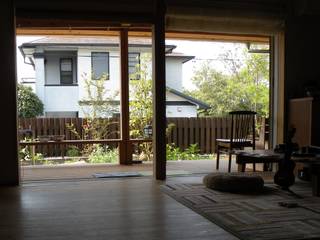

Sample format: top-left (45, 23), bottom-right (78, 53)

top-left (0, 177), bottom-right (238, 240)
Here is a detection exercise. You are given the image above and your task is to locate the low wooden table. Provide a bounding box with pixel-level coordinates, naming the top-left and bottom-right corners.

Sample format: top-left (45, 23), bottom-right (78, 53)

top-left (293, 155), bottom-right (320, 196)
top-left (235, 149), bottom-right (320, 196)
top-left (234, 150), bottom-right (283, 172)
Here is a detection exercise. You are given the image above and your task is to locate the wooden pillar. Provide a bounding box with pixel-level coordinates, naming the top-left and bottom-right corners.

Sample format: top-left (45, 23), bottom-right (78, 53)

top-left (152, 0), bottom-right (166, 180)
top-left (119, 29), bottom-right (131, 165)
top-left (0, 0), bottom-right (19, 185)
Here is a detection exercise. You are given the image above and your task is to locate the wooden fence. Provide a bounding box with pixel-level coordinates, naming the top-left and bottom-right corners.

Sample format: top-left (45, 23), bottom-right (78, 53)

top-left (167, 117), bottom-right (268, 153)
top-left (19, 117), bottom-right (267, 156)
top-left (19, 118), bottom-right (120, 156)
top-left (167, 117), bottom-right (231, 154)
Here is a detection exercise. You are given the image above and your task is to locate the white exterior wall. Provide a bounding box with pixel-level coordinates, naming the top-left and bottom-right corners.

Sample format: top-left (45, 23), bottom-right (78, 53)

top-left (44, 86), bottom-right (79, 112)
top-left (78, 47), bottom-right (121, 98)
top-left (35, 49), bottom-right (79, 116)
top-left (166, 58), bottom-right (183, 91)
top-left (45, 52), bottom-right (77, 85)
top-left (77, 47), bottom-right (120, 117)
top-left (166, 91), bottom-right (186, 101)
top-left (166, 105), bottom-right (197, 117)
top-left (34, 52), bottom-right (45, 108)
top-left (166, 91), bottom-right (198, 117)
top-left (34, 45), bottom-right (195, 118)
top-left (77, 48), bottom-right (91, 118)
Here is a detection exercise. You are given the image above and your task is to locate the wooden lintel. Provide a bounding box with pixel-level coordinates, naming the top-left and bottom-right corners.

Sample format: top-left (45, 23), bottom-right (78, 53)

top-left (165, 31), bottom-right (269, 43)
top-left (16, 10), bottom-right (154, 28)
top-left (16, 28), bottom-right (269, 44)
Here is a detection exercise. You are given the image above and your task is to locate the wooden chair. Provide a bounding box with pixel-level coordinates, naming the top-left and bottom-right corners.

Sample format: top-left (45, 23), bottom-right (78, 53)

top-left (216, 111), bottom-right (256, 172)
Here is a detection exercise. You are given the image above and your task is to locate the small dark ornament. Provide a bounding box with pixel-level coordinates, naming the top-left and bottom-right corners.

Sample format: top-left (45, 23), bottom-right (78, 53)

top-left (305, 86), bottom-right (320, 99)
top-left (274, 127), bottom-right (296, 189)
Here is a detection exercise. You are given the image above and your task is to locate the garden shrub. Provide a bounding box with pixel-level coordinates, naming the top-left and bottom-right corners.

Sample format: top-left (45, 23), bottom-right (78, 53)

top-left (66, 145), bottom-right (80, 157)
top-left (166, 143), bottom-right (208, 161)
top-left (88, 144), bottom-right (118, 164)
top-left (17, 84), bottom-right (44, 118)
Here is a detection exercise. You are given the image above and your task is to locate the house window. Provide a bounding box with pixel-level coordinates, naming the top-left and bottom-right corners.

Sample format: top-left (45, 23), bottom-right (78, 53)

top-left (60, 58), bottom-right (73, 85)
top-left (129, 52), bottom-right (140, 80)
top-left (92, 52), bottom-right (109, 80)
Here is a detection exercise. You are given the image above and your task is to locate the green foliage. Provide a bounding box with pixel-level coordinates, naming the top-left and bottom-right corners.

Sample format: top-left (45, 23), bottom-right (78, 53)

top-left (87, 145), bottom-right (118, 164)
top-left (166, 144), bottom-right (182, 161)
top-left (129, 53), bottom-right (153, 138)
top-left (19, 146), bottom-right (45, 165)
top-left (79, 72), bottom-right (119, 118)
top-left (66, 73), bottom-right (119, 157)
top-left (129, 53), bottom-right (154, 160)
top-left (33, 153), bottom-right (45, 162)
top-left (135, 142), bottom-right (153, 161)
top-left (166, 143), bottom-right (210, 161)
top-left (128, 55), bottom-right (178, 161)
top-left (184, 143), bottom-right (201, 159)
top-left (17, 84), bottom-right (44, 118)
top-left (186, 46), bottom-right (269, 117)
top-left (66, 145), bottom-right (80, 157)
top-left (19, 146), bottom-right (31, 162)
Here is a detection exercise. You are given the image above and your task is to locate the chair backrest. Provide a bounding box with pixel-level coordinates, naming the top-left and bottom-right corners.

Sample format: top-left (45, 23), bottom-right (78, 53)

top-left (229, 111), bottom-right (256, 148)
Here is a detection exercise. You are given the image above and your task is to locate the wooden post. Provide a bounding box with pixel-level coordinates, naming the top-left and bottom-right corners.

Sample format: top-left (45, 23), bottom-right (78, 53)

top-left (119, 29), bottom-right (131, 164)
top-left (152, 0), bottom-right (166, 180)
top-left (0, 0), bottom-right (19, 185)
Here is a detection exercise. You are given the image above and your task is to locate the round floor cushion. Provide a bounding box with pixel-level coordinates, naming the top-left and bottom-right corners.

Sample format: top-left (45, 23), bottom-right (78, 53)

top-left (203, 174), bottom-right (264, 193)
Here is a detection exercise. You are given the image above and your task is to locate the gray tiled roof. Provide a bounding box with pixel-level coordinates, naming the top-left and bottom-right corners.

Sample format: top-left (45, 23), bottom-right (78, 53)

top-left (167, 87), bottom-right (210, 110)
top-left (21, 36), bottom-right (176, 51)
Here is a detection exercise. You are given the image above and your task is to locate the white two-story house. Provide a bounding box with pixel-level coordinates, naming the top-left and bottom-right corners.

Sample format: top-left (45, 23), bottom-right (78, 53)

top-left (19, 36), bottom-right (209, 118)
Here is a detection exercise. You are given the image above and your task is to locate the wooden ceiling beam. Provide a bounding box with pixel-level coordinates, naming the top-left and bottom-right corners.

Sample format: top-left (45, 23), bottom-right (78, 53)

top-left (16, 28), bottom-right (269, 44)
top-left (165, 31), bottom-right (269, 43)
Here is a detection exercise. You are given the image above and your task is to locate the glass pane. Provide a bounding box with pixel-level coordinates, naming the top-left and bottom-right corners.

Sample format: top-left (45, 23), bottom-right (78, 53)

top-left (61, 72), bottom-right (73, 84)
top-left (92, 52), bottom-right (109, 80)
top-left (61, 59), bottom-right (72, 71)
top-left (129, 52), bottom-right (140, 79)
top-left (129, 33), bottom-right (153, 162)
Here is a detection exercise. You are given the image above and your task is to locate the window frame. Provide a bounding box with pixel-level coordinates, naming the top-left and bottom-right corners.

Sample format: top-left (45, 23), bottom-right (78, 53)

top-left (91, 52), bottom-right (110, 80)
top-left (59, 58), bottom-right (74, 85)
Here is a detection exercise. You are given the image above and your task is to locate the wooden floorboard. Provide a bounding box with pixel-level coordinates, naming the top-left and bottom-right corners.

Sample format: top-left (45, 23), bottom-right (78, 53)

top-left (0, 177), bottom-right (238, 240)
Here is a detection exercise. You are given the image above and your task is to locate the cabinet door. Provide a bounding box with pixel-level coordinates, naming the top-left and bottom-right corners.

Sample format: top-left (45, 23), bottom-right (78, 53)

top-left (290, 97), bottom-right (312, 147)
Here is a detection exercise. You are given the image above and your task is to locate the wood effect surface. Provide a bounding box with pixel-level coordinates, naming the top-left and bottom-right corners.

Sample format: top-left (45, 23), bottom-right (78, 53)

top-left (0, 0), bottom-right (19, 185)
top-left (152, 0), bottom-right (167, 180)
top-left (119, 29), bottom-right (131, 165)
top-left (0, 177), bottom-right (239, 240)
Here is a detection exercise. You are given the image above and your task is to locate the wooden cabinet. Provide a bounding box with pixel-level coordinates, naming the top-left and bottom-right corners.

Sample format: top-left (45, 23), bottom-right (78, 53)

top-left (290, 97), bottom-right (320, 147)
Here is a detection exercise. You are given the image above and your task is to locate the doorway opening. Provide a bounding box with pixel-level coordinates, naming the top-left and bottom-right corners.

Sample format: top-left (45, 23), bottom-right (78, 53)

top-left (16, 27), bottom-right (279, 181)
top-left (164, 33), bottom-right (272, 174)
top-left (17, 29), bottom-right (158, 181)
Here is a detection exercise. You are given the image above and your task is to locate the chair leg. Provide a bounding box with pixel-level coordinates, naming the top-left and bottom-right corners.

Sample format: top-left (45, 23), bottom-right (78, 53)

top-left (228, 151), bottom-right (232, 172)
top-left (241, 163), bottom-right (246, 172)
top-left (216, 145), bottom-right (220, 170)
top-left (253, 163), bottom-right (256, 172)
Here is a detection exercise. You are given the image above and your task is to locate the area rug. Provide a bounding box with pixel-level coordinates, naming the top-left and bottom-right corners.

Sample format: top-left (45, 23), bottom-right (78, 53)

top-left (161, 176), bottom-right (320, 240)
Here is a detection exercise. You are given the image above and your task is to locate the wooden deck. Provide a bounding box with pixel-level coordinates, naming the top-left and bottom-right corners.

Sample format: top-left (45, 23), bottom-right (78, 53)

top-left (21, 158), bottom-right (261, 181)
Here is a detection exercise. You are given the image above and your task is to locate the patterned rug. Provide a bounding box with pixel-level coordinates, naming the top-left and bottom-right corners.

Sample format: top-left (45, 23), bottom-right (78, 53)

top-left (161, 176), bottom-right (320, 240)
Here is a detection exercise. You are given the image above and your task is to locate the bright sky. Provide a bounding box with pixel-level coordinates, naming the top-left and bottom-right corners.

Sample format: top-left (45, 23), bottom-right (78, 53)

top-left (16, 36), bottom-right (43, 82)
top-left (16, 36), bottom-right (247, 90)
top-left (166, 40), bottom-right (246, 90)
